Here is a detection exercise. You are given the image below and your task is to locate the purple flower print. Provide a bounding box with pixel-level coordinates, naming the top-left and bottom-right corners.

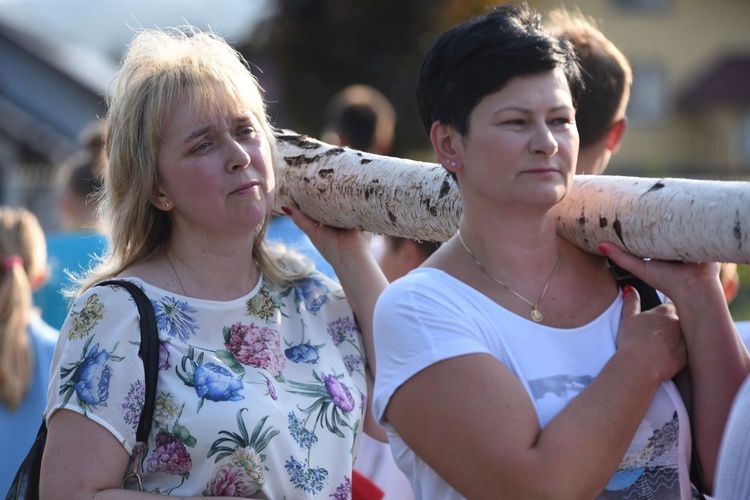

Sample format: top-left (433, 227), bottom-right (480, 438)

top-left (158, 340), bottom-right (171, 371)
top-left (204, 463), bottom-right (261, 497)
top-left (145, 431), bottom-right (192, 475)
top-left (266, 376), bottom-right (278, 401)
top-left (329, 476), bottom-right (352, 499)
top-left (224, 322), bottom-right (285, 377)
top-left (122, 380), bottom-right (145, 430)
top-left (321, 372), bottom-right (355, 412)
top-left (327, 316), bottom-right (359, 347)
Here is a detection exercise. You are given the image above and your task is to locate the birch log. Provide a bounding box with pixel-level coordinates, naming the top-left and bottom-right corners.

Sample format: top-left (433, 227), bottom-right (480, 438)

top-left (274, 130), bottom-right (750, 263)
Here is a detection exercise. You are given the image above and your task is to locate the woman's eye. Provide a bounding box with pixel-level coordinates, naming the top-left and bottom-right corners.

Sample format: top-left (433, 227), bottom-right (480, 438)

top-left (193, 141), bottom-right (211, 153)
top-left (238, 126), bottom-right (257, 137)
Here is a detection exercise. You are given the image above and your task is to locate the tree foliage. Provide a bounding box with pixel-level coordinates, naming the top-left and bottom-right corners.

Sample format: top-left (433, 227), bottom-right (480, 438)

top-left (241, 0), bottom-right (500, 157)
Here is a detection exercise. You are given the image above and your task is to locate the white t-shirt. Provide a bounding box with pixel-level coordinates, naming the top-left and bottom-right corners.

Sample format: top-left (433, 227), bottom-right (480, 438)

top-left (373, 268), bottom-right (691, 500)
top-left (47, 272), bottom-right (367, 498)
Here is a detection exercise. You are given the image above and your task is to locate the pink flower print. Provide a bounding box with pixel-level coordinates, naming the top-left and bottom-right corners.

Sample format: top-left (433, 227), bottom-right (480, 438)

top-left (204, 463), bottom-right (262, 497)
top-left (145, 431), bottom-right (192, 475)
top-left (224, 322), bottom-right (285, 377)
top-left (321, 372), bottom-right (355, 412)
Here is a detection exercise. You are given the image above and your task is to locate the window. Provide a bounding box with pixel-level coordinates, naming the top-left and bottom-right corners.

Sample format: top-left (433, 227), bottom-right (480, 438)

top-left (627, 61), bottom-right (670, 126)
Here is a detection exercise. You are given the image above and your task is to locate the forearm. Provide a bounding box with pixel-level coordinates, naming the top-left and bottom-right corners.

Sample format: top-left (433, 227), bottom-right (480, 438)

top-left (673, 290), bottom-right (750, 490)
top-left (332, 249), bottom-right (388, 377)
top-left (528, 352), bottom-right (662, 498)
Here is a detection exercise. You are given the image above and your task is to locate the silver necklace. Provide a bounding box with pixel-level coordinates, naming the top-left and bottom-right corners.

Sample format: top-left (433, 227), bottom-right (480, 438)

top-left (165, 251), bottom-right (187, 296)
top-left (456, 230), bottom-right (559, 323)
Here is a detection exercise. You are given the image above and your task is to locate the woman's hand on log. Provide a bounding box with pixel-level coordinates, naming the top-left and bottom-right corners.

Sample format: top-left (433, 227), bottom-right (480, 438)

top-left (599, 242), bottom-right (722, 307)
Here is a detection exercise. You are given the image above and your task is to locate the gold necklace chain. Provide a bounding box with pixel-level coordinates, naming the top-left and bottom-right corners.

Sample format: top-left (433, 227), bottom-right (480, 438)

top-left (456, 230), bottom-right (559, 323)
top-left (165, 251), bottom-right (188, 296)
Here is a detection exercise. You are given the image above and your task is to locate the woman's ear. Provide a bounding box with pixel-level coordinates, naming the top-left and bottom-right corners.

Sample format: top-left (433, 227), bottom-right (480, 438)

top-left (430, 122), bottom-right (462, 173)
top-left (151, 189), bottom-right (173, 212)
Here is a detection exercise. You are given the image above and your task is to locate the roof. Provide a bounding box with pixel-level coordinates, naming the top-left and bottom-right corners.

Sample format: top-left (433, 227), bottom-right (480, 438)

top-left (678, 54), bottom-right (750, 109)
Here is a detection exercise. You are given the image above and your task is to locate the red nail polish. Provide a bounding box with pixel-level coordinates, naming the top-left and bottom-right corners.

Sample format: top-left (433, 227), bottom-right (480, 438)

top-left (598, 244), bottom-right (608, 256)
top-left (281, 206), bottom-right (292, 216)
top-left (623, 285), bottom-right (633, 296)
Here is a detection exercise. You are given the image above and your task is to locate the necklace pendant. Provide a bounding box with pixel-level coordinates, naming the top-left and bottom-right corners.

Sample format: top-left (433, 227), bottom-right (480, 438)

top-left (530, 308), bottom-right (543, 323)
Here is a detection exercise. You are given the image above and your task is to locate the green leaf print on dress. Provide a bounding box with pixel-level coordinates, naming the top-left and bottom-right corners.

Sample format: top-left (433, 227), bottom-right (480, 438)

top-left (205, 408), bottom-right (280, 496)
top-left (59, 335), bottom-right (123, 413)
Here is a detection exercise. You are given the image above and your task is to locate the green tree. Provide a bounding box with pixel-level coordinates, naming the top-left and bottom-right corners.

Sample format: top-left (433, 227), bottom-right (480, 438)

top-left (241, 0), bottom-right (500, 158)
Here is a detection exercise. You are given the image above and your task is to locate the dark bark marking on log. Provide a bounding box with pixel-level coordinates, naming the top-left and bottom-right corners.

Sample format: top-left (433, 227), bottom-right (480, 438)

top-left (387, 208), bottom-right (398, 224)
top-left (647, 181), bottom-right (665, 193)
top-left (364, 180), bottom-right (380, 201)
top-left (735, 209), bottom-right (743, 249)
top-left (612, 218), bottom-right (632, 253)
top-left (276, 133), bottom-right (322, 150)
top-left (599, 217), bottom-right (608, 228)
top-left (438, 179), bottom-right (451, 199)
top-left (360, 159), bottom-right (372, 165)
top-left (318, 168), bottom-right (334, 179)
top-left (323, 147), bottom-right (347, 158)
top-left (577, 212), bottom-right (586, 227)
top-left (422, 197), bottom-right (438, 216)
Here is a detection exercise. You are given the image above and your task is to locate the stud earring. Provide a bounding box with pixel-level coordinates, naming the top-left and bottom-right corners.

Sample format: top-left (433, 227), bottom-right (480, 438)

top-left (164, 202), bottom-right (170, 208)
top-left (449, 161), bottom-right (457, 168)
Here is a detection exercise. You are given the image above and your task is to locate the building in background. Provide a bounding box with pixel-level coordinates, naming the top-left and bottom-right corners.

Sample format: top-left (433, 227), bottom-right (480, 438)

top-left (534, 0), bottom-right (750, 179)
top-left (0, 11), bottom-right (115, 230)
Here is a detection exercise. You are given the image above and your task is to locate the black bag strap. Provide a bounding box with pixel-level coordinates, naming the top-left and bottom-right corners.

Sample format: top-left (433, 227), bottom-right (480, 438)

top-left (95, 280), bottom-right (158, 443)
top-left (608, 260), bottom-right (707, 498)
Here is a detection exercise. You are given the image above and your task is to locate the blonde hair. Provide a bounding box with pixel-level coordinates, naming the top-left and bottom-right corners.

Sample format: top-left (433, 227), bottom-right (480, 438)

top-left (78, 27), bottom-right (309, 294)
top-left (0, 207), bottom-right (47, 410)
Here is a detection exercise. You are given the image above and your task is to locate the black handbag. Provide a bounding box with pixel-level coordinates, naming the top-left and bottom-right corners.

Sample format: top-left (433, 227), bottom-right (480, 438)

top-left (6, 279), bottom-right (159, 499)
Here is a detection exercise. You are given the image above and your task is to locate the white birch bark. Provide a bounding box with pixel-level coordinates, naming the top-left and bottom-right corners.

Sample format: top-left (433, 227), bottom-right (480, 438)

top-left (274, 130), bottom-right (750, 263)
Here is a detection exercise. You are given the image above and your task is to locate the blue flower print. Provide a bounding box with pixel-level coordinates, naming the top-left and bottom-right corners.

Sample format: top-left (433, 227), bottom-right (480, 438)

top-left (288, 412), bottom-right (318, 451)
top-left (293, 277), bottom-right (330, 313)
top-left (284, 456), bottom-right (328, 494)
top-left (74, 343), bottom-right (112, 405)
top-left (59, 337), bottom-right (123, 413)
top-left (154, 296), bottom-right (199, 342)
top-left (194, 363), bottom-right (245, 402)
top-left (176, 347), bottom-right (244, 412)
top-left (285, 342), bottom-right (320, 364)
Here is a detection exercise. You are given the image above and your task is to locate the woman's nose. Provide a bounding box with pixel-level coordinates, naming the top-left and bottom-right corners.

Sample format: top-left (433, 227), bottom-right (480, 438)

top-left (530, 125), bottom-right (558, 156)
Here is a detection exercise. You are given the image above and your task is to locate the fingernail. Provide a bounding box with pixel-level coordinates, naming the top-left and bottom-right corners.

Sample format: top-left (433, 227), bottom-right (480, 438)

top-left (623, 285), bottom-right (634, 296)
top-left (598, 244), bottom-right (608, 256)
top-left (281, 206), bottom-right (292, 216)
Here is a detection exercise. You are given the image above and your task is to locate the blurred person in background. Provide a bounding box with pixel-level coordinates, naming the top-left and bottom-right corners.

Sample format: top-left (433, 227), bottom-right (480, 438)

top-left (33, 132), bottom-right (109, 330)
top-left (0, 206), bottom-right (58, 493)
top-left (545, 6), bottom-right (631, 177)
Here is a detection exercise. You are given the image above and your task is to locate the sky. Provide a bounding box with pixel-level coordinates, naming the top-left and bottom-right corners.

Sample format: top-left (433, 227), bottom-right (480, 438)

top-left (0, 0), bottom-right (273, 59)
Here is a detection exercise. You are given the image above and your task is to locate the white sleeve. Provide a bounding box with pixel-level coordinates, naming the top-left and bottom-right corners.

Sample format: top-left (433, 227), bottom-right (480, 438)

top-left (714, 375), bottom-right (750, 499)
top-left (372, 272), bottom-right (496, 426)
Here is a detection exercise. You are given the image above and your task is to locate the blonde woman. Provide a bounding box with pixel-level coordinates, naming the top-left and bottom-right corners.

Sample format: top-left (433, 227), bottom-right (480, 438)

top-left (0, 207), bottom-right (58, 493)
top-left (40, 27), bottom-right (386, 498)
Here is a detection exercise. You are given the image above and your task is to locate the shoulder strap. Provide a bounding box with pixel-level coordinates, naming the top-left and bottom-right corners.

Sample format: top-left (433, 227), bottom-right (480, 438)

top-left (95, 279), bottom-right (158, 444)
top-left (608, 260), bottom-right (662, 311)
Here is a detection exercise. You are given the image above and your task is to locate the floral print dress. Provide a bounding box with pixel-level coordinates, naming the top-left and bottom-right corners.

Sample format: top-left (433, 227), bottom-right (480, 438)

top-left (45, 271), bottom-right (368, 498)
